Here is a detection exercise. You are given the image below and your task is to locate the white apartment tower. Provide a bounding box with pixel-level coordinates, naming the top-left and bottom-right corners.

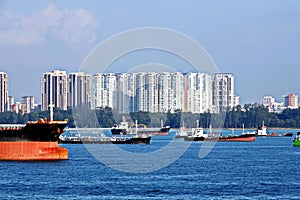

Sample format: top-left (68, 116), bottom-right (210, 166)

top-left (0, 72), bottom-right (8, 112)
top-left (146, 72), bottom-right (160, 112)
top-left (7, 96), bottom-right (14, 112)
top-left (21, 96), bottom-right (35, 114)
top-left (41, 70), bottom-right (68, 111)
top-left (159, 72), bottom-right (173, 112)
top-left (184, 73), bottom-right (212, 113)
top-left (262, 96), bottom-right (275, 107)
top-left (92, 73), bottom-right (117, 109)
top-left (117, 73), bottom-right (136, 113)
top-left (212, 73), bottom-right (235, 113)
top-left (68, 72), bottom-right (91, 109)
top-left (172, 72), bottom-right (184, 112)
top-left (199, 73), bottom-right (213, 113)
top-left (135, 73), bottom-right (147, 112)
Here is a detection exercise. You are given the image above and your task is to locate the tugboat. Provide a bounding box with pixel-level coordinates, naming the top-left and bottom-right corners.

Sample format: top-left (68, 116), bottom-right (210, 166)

top-left (256, 121), bottom-right (268, 136)
top-left (183, 127), bottom-right (208, 141)
top-left (0, 105), bottom-right (68, 160)
top-left (183, 120), bottom-right (209, 141)
top-left (111, 120), bottom-right (170, 136)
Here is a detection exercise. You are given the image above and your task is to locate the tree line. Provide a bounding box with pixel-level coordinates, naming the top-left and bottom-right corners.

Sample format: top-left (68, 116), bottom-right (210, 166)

top-left (1, 104), bottom-right (300, 128)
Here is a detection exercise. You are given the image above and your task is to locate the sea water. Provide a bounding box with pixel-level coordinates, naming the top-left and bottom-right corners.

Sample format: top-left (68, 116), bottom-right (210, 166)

top-left (1, 130), bottom-right (300, 200)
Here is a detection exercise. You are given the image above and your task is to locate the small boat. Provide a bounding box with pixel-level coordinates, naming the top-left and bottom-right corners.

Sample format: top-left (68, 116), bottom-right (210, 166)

top-left (183, 120), bottom-right (209, 141)
top-left (184, 127), bottom-right (208, 141)
top-left (293, 132), bottom-right (300, 147)
top-left (256, 121), bottom-right (268, 136)
top-left (283, 132), bottom-right (293, 137)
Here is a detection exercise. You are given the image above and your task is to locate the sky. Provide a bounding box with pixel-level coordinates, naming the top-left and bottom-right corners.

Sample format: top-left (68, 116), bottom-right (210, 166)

top-left (0, 0), bottom-right (299, 104)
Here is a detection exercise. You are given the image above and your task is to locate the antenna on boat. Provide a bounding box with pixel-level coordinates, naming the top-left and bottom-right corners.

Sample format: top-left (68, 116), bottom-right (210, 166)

top-left (49, 103), bottom-right (54, 121)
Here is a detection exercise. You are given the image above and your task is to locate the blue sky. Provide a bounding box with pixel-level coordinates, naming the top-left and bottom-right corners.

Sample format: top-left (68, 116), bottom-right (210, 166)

top-left (0, 0), bottom-right (299, 104)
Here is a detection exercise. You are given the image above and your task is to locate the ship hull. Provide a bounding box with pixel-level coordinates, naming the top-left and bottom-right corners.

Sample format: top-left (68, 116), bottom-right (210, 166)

top-left (184, 135), bottom-right (256, 142)
top-left (184, 136), bottom-right (206, 141)
top-left (60, 136), bottom-right (151, 144)
top-left (218, 136), bottom-right (256, 142)
top-left (135, 127), bottom-right (170, 136)
top-left (0, 141), bottom-right (68, 160)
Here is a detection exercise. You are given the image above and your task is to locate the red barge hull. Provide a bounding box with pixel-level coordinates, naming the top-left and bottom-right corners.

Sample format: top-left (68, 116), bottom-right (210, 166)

top-left (0, 141), bottom-right (68, 161)
top-left (218, 136), bottom-right (256, 142)
top-left (0, 118), bottom-right (69, 161)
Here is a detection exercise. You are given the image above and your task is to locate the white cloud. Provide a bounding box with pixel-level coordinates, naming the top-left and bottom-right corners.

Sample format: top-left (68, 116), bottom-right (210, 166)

top-left (0, 4), bottom-right (98, 46)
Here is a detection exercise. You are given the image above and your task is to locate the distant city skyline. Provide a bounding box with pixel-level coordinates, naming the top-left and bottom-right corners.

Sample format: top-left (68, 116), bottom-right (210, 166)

top-left (0, 1), bottom-right (299, 104)
top-left (40, 70), bottom-right (236, 114)
top-left (1, 70), bottom-right (299, 114)
top-left (2, 69), bottom-right (300, 106)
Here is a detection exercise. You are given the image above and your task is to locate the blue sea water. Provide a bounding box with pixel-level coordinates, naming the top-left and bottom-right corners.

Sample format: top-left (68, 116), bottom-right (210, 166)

top-left (1, 130), bottom-right (300, 200)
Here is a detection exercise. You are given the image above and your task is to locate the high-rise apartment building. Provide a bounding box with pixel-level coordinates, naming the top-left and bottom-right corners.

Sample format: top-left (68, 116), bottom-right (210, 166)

top-left (184, 73), bottom-right (212, 113)
top-left (7, 96), bottom-right (14, 112)
top-left (284, 93), bottom-right (299, 109)
top-left (172, 72), bottom-right (184, 112)
top-left (0, 72), bottom-right (8, 112)
top-left (212, 73), bottom-right (235, 113)
top-left (262, 96), bottom-right (275, 107)
top-left (145, 72), bottom-right (160, 112)
top-left (233, 95), bottom-right (240, 107)
top-left (41, 70), bottom-right (68, 111)
top-left (159, 72), bottom-right (173, 112)
top-left (261, 95), bottom-right (283, 113)
top-left (21, 96), bottom-right (35, 114)
top-left (92, 73), bottom-right (117, 109)
top-left (135, 72), bottom-right (147, 112)
top-left (91, 72), bottom-right (221, 114)
top-left (117, 73), bottom-right (136, 113)
top-left (68, 72), bottom-right (91, 109)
